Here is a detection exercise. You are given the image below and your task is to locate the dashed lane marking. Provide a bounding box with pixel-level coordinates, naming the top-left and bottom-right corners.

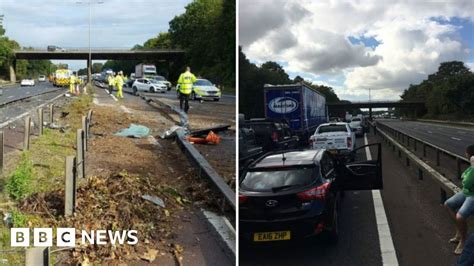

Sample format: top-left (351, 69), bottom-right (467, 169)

top-left (451, 137), bottom-right (461, 141)
top-left (365, 134), bottom-right (399, 266)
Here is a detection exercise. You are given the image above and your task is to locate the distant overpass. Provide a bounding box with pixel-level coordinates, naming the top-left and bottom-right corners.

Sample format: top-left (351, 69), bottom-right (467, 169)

top-left (327, 100), bottom-right (425, 119)
top-left (13, 48), bottom-right (185, 60)
top-left (9, 48), bottom-right (186, 82)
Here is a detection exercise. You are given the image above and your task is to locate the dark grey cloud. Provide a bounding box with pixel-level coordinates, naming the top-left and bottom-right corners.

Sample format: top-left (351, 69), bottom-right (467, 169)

top-left (239, 0), bottom-right (310, 47)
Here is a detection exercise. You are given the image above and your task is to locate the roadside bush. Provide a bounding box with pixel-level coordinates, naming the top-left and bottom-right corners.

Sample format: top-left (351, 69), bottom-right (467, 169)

top-left (11, 209), bottom-right (27, 227)
top-left (6, 153), bottom-right (33, 200)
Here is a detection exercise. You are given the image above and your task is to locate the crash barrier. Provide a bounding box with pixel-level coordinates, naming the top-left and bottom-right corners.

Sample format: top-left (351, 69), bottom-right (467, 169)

top-left (0, 87), bottom-right (64, 108)
top-left (140, 94), bottom-right (235, 211)
top-left (369, 121), bottom-right (461, 203)
top-left (176, 128), bottom-right (236, 211)
top-left (374, 122), bottom-right (470, 182)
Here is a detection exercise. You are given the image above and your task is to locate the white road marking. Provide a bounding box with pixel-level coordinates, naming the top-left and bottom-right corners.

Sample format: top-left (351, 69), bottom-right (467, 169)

top-left (110, 94), bottom-right (118, 102)
top-left (451, 137), bottom-right (461, 141)
top-left (7, 95), bottom-right (13, 99)
top-left (26, 91), bottom-right (30, 94)
top-left (364, 134), bottom-right (399, 265)
top-left (427, 131), bottom-right (432, 134)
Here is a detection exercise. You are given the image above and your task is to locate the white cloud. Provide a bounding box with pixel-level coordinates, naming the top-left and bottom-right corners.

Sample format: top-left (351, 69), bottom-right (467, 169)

top-left (0, 0), bottom-right (192, 70)
top-left (240, 0), bottom-right (474, 101)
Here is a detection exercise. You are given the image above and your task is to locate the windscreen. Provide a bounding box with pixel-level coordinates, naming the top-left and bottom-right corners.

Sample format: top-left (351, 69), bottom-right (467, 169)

top-left (154, 76), bottom-right (165, 81)
top-left (317, 125), bottom-right (347, 133)
top-left (194, 80), bottom-right (212, 86)
top-left (241, 167), bottom-right (319, 192)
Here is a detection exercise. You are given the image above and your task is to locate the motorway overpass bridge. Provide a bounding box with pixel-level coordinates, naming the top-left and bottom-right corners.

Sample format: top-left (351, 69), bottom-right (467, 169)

top-left (9, 48), bottom-right (186, 81)
top-left (327, 100), bottom-right (425, 119)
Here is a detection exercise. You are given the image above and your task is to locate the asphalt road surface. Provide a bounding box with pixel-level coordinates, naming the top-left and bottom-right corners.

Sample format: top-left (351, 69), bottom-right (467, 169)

top-left (377, 119), bottom-right (474, 157)
top-left (0, 82), bottom-right (63, 105)
top-left (240, 132), bottom-right (459, 266)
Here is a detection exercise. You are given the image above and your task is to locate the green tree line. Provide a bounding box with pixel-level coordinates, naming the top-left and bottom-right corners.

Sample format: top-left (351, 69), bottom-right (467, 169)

top-left (239, 47), bottom-right (340, 119)
top-left (102, 0), bottom-right (235, 88)
top-left (399, 61), bottom-right (474, 119)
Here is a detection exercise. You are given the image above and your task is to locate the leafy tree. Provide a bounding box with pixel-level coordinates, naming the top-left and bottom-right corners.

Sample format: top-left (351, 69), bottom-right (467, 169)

top-left (400, 61), bottom-right (474, 119)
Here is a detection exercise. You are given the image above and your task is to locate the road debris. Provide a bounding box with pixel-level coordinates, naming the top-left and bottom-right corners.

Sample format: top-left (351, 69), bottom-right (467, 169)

top-left (161, 125), bottom-right (187, 139)
top-left (187, 131), bottom-right (221, 145)
top-left (115, 124), bottom-right (150, 138)
top-left (142, 195), bottom-right (166, 208)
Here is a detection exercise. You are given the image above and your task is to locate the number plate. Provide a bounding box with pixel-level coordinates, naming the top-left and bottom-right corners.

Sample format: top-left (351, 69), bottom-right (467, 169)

top-left (329, 149), bottom-right (338, 154)
top-left (253, 231), bottom-right (291, 242)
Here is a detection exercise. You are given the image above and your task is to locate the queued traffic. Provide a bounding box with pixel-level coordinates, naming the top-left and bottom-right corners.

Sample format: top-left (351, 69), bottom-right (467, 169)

top-left (239, 83), bottom-right (379, 246)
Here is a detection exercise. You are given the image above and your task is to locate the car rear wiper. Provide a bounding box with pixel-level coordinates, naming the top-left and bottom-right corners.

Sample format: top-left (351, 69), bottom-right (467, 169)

top-left (271, 184), bottom-right (302, 192)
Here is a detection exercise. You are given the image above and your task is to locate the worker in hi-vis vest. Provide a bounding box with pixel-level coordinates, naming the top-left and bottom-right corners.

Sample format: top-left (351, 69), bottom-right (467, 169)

top-left (107, 74), bottom-right (114, 94)
top-left (177, 66), bottom-right (196, 113)
top-left (115, 71), bottom-right (124, 99)
top-left (69, 73), bottom-right (76, 94)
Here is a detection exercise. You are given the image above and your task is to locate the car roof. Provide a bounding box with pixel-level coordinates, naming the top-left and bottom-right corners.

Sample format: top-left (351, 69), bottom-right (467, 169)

top-left (319, 122), bottom-right (348, 126)
top-left (253, 149), bottom-right (324, 168)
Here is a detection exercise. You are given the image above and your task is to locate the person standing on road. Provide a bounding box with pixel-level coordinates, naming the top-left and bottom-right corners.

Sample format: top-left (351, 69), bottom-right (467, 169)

top-left (177, 66), bottom-right (196, 113)
top-left (445, 145), bottom-right (474, 255)
top-left (107, 74), bottom-right (114, 94)
top-left (69, 73), bottom-right (76, 95)
top-left (115, 71), bottom-right (124, 99)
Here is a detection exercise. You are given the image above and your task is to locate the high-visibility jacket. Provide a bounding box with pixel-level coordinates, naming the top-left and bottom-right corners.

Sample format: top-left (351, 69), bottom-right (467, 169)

top-left (177, 71), bottom-right (196, 95)
top-left (69, 75), bottom-right (76, 85)
top-left (107, 75), bottom-right (114, 86)
top-left (115, 75), bottom-right (124, 87)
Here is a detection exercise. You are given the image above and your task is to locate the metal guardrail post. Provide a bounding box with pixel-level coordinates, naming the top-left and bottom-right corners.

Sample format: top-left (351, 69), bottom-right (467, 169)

top-left (49, 104), bottom-right (54, 124)
top-left (81, 116), bottom-right (87, 151)
top-left (65, 156), bottom-right (76, 216)
top-left (38, 108), bottom-right (43, 135)
top-left (76, 129), bottom-right (85, 179)
top-left (0, 131), bottom-right (3, 174)
top-left (440, 188), bottom-right (447, 204)
top-left (25, 247), bottom-right (49, 266)
top-left (456, 158), bottom-right (462, 180)
top-left (23, 116), bottom-right (31, 151)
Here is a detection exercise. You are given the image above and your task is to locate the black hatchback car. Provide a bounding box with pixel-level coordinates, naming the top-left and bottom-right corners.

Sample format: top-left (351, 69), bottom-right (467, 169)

top-left (239, 143), bottom-right (382, 244)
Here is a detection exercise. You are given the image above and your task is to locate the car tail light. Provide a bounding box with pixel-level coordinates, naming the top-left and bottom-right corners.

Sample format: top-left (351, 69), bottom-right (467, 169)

top-left (314, 222), bottom-right (325, 234)
top-left (347, 137), bottom-right (352, 149)
top-left (271, 132), bottom-right (279, 142)
top-left (239, 194), bottom-right (248, 204)
top-left (297, 183), bottom-right (330, 201)
top-left (308, 137), bottom-right (314, 146)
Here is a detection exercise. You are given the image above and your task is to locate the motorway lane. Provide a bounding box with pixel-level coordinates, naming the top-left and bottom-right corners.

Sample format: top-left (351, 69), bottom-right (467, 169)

top-left (0, 82), bottom-right (64, 105)
top-left (377, 119), bottom-right (474, 157)
top-left (240, 133), bottom-right (459, 266)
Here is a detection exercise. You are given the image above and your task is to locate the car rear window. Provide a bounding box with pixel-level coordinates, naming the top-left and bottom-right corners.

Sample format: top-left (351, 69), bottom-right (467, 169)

top-left (352, 118), bottom-right (361, 121)
top-left (241, 167), bottom-right (320, 192)
top-left (317, 125), bottom-right (347, 133)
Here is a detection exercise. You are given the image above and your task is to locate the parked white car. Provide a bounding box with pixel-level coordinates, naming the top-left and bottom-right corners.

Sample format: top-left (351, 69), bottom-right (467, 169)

top-left (309, 122), bottom-right (356, 160)
top-left (152, 75), bottom-right (172, 90)
top-left (131, 78), bottom-right (167, 94)
top-left (20, 78), bottom-right (35, 87)
top-left (349, 117), bottom-right (364, 137)
top-left (38, 75), bottom-right (47, 82)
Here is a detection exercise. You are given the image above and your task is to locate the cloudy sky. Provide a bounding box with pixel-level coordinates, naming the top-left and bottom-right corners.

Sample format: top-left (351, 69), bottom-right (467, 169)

top-left (240, 0), bottom-right (474, 101)
top-left (0, 0), bottom-right (192, 70)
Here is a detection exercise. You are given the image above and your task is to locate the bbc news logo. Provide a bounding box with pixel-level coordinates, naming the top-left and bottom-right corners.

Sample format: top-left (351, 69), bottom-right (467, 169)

top-left (11, 228), bottom-right (138, 247)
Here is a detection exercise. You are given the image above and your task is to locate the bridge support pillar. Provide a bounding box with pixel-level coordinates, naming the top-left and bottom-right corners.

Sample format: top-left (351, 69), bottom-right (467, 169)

top-left (369, 107), bottom-right (373, 121)
top-left (9, 59), bottom-right (16, 83)
top-left (87, 58), bottom-right (92, 85)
